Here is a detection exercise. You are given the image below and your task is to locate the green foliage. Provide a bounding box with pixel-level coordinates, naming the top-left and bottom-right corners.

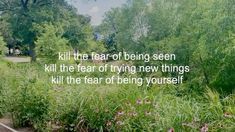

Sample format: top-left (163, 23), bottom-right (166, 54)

top-left (99, 0), bottom-right (235, 94)
top-left (0, 0), bottom-right (91, 61)
top-left (86, 39), bottom-right (106, 53)
top-left (0, 0), bottom-right (235, 131)
top-left (0, 62), bottom-right (51, 131)
top-left (0, 59), bottom-right (11, 117)
top-left (35, 23), bottom-right (69, 63)
top-left (0, 36), bottom-right (7, 56)
top-left (62, 15), bottom-right (92, 51)
top-left (0, 59), bottom-right (235, 131)
top-left (11, 80), bottom-right (51, 130)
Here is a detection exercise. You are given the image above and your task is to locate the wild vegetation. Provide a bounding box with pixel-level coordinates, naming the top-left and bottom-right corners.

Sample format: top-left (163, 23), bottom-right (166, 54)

top-left (0, 0), bottom-right (235, 131)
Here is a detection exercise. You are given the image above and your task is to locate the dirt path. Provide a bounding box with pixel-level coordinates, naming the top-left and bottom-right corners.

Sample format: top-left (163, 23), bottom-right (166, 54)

top-left (0, 123), bottom-right (16, 132)
top-left (0, 117), bottom-right (33, 132)
top-left (3, 57), bottom-right (30, 63)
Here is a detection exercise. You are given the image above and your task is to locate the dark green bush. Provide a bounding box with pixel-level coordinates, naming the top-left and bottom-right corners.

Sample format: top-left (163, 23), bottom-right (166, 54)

top-left (10, 79), bottom-right (51, 131)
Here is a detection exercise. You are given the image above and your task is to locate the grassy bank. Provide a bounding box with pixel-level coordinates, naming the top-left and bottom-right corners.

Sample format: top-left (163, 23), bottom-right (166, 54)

top-left (0, 59), bottom-right (234, 131)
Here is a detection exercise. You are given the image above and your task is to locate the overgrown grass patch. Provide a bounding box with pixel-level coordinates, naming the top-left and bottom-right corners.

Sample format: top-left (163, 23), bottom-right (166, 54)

top-left (0, 61), bottom-right (234, 131)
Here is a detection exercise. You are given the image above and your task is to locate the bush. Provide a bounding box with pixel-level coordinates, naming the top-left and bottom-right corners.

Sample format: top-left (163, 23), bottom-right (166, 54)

top-left (35, 23), bottom-right (69, 63)
top-left (0, 61), bottom-right (52, 131)
top-left (0, 60), bottom-right (10, 117)
top-left (0, 36), bottom-right (7, 57)
top-left (9, 79), bottom-right (51, 131)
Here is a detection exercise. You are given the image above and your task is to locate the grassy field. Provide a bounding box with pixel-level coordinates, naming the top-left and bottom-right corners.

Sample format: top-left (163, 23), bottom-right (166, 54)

top-left (0, 58), bottom-right (234, 132)
top-left (0, 0), bottom-right (235, 131)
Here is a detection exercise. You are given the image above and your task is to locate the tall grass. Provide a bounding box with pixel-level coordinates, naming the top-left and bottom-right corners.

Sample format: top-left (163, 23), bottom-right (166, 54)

top-left (0, 60), bottom-right (234, 131)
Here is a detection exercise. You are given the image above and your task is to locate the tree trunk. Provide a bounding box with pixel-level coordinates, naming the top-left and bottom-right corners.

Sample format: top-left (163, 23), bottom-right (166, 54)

top-left (29, 43), bottom-right (36, 62)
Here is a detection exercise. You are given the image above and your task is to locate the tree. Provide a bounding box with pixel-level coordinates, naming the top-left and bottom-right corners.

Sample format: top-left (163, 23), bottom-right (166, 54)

top-left (0, 0), bottom-right (55, 61)
top-left (99, 0), bottom-right (235, 94)
top-left (62, 14), bottom-right (92, 53)
top-left (0, 15), bottom-right (15, 51)
top-left (35, 23), bottom-right (69, 63)
top-left (0, 0), bottom-right (90, 62)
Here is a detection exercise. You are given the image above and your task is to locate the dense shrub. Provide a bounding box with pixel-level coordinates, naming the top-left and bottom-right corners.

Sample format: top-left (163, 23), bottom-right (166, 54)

top-left (0, 36), bottom-right (7, 57)
top-left (0, 62), bottom-right (51, 131)
top-left (6, 78), bottom-right (51, 131)
top-left (0, 60), bottom-right (9, 117)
